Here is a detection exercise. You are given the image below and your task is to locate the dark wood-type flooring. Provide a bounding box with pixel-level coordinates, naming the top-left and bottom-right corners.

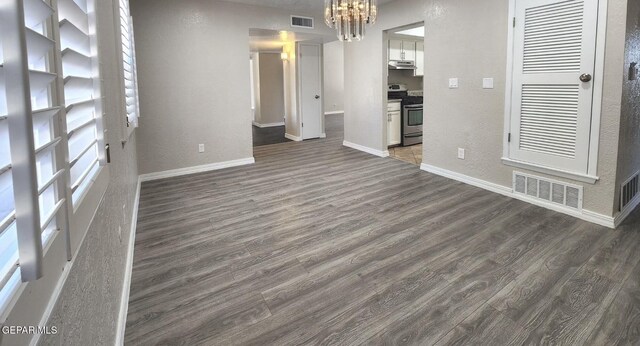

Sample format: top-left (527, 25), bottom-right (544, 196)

top-left (126, 114), bottom-right (640, 345)
top-left (252, 124), bottom-right (291, 147)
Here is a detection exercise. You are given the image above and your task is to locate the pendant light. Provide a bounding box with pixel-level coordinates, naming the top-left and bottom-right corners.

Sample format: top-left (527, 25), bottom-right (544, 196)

top-left (324, 0), bottom-right (378, 42)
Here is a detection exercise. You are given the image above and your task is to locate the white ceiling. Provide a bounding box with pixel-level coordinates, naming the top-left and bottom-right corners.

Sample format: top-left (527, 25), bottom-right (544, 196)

top-left (222, 0), bottom-right (395, 13)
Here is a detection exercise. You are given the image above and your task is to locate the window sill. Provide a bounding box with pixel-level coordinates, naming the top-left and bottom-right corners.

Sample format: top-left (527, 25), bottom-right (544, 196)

top-left (501, 158), bottom-right (599, 184)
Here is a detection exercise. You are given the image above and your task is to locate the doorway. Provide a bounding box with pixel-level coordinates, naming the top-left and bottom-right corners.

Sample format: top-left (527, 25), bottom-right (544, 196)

top-left (384, 22), bottom-right (425, 166)
top-left (249, 52), bottom-right (291, 147)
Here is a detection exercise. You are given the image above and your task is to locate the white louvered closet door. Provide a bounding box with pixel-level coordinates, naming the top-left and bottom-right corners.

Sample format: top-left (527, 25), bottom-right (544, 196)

top-left (510, 0), bottom-right (598, 173)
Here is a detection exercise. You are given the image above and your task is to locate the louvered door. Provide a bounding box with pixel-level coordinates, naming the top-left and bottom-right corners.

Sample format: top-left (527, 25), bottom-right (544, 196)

top-left (509, 0), bottom-right (598, 173)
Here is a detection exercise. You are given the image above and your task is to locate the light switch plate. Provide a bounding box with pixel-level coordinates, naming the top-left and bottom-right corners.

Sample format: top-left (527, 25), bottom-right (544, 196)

top-left (449, 78), bottom-right (459, 89)
top-left (458, 148), bottom-right (465, 160)
top-left (483, 78), bottom-right (494, 89)
top-left (199, 144), bottom-right (205, 153)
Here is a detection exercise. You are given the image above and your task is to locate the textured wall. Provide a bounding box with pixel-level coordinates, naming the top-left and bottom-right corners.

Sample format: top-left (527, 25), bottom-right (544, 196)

top-left (323, 40), bottom-right (345, 113)
top-left (257, 53), bottom-right (285, 125)
top-left (615, 0), bottom-right (640, 213)
top-left (131, 0), bottom-right (334, 175)
top-left (37, 0), bottom-right (140, 344)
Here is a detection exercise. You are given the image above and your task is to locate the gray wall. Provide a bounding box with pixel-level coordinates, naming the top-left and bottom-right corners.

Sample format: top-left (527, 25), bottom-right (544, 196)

top-left (344, 0), bottom-right (628, 217)
top-left (615, 0), bottom-right (640, 213)
top-left (131, 0), bottom-right (334, 175)
top-left (323, 40), bottom-right (344, 113)
top-left (38, 0), bottom-right (139, 344)
top-left (257, 53), bottom-right (285, 125)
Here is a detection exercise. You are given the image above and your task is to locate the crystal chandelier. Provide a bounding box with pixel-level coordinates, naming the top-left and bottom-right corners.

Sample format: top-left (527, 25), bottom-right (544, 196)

top-left (324, 0), bottom-right (378, 42)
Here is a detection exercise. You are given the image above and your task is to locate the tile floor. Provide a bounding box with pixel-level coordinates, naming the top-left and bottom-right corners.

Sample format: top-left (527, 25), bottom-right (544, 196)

top-left (389, 144), bottom-right (422, 166)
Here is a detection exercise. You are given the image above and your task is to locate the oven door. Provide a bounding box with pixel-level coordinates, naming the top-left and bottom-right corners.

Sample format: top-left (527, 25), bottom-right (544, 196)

top-left (403, 104), bottom-right (423, 134)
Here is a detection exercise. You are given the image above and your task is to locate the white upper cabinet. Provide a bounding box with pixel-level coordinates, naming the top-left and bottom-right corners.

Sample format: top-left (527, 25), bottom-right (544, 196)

top-left (389, 40), bottom-right (403, 61)
top-left (508, 0), bottom-right (598, 174)
top-left (389, 39), bottom-right (419, 62)
top-left (403, 41), bottom-right (416, 62)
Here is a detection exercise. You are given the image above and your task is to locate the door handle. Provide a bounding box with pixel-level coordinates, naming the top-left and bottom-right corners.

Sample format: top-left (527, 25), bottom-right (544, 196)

top-left (580, 73), bottom-right (592, 82)
top-left (315, 95), bottom-right (320, 99)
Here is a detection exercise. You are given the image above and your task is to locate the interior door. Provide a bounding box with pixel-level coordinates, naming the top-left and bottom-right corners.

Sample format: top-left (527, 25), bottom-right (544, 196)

top-left (509, 0), bottom-right (598, 173)
top-left (299, 44), bottom-right (322, 140)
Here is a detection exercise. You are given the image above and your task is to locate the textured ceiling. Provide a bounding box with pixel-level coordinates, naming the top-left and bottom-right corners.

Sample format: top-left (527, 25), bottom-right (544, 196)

top-left (222, 0), bottom-right (395, 13)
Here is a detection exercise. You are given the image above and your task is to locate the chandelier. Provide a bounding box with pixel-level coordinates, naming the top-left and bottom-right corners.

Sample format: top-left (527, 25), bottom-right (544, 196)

top-left (324, 0), bottom-right (378, 42)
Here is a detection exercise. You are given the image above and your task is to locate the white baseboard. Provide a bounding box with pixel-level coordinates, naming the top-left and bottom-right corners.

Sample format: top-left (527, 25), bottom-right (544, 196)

top-left (140, 158), bottom-right (255, 182)
top-left (320, 133), bottom-right (327, 139)
top-left (252, 121), bottom-right (285, 128)
top-left (615, 193), bottom-right (640, 227)
top-left (115, 179), bottom-right (141, 346)
top-left (343, 141), bottom-right (390, 158)
top-left (324, 111), bottom-right (344, 115)
top-left (285, 133), bottom-right (303, 142)
top-left (420, 163), bottom-right (616, 229)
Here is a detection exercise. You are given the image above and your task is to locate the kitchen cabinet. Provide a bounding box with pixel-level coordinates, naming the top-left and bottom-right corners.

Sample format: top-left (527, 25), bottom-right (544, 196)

top-left (403, 41), bottom-right (416, 62)
top-left (414, 41), bottom-right (424, 77)
top-left (389, 40), bottom-right (416, 62)
top-left (389, 40), bottom-right (403, 61)
top-left (388, 101), bottom-right (402, 146)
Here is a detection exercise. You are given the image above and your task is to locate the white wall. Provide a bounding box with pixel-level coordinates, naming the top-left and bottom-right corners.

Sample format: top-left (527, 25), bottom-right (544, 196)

top-left (131, 0), bottom-right (334, 175)
top-left (257, 52), bottom-right (285, 125)
top-left (250, 53), bottom-right (261, 123)
top-left (344, 0), bottom-right (629, 218)
top-left (284, 42), bottom-right (300, 138)
top-left (323, 40), bottom-right (344, 113)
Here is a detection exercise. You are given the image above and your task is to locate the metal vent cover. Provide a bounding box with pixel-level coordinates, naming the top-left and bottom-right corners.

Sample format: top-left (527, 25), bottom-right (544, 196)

top-left (291, 15), bottom-right (314, 29)
top-left (620, 172), bottom-right (640, 211)
top-left (513, 172), bottom-right (583, 211)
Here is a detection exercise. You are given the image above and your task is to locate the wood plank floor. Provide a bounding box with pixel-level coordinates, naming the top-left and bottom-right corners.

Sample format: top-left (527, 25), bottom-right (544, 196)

top-left (126, 116), bottom-right (640, 345)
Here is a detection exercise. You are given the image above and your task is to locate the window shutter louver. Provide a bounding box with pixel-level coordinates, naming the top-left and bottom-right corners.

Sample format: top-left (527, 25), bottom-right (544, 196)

top-left (58, 0), bottom-right (102, 203)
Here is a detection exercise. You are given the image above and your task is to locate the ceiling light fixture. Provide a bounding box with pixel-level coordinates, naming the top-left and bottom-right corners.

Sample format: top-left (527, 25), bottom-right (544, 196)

top-left (324, 0), bottom-right (377, 42)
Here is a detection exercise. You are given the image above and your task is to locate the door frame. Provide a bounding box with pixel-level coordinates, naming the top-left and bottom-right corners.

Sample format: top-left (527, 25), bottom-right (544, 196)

top-left (501, 0), bottom-right (607, 183)
top-left (297, 42), bottom-right (325, 140)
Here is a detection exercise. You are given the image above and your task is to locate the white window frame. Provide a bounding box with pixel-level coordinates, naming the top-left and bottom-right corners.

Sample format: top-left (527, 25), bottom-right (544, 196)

top-left (502, 0), bottom-right (607, 184)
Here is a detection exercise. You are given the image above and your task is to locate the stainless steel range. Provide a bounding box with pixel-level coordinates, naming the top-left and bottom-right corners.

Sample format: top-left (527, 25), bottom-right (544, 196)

top-left (403, 102), bottom-right (423, 146)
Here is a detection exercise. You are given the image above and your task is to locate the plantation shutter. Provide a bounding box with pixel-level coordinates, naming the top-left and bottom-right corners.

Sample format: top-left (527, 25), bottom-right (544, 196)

top-left (509, 0), bottom-right (598, 173)
top-left (120, 0), bottom-right (140, 132)
top-left (58, 0), bottom-right (103, 203)
top-left (0, 0), bottom-right (68, 288)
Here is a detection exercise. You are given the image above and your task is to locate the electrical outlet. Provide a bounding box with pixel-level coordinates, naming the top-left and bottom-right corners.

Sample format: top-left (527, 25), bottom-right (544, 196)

top-left (449, 78), bottom-right (459, 89)
top-left (199, 144), bottom-right (205, 153)
top-left (458, 148), bottom-right (466, 160)
top-left (482, 78), bottom-right (494, 89)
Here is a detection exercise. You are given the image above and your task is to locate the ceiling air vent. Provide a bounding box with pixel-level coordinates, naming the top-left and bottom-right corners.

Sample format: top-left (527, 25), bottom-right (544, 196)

top-left (513, 172), bottom-right (583, 211)
top-left (620, 172), bottom-right (639, 211)
top-left (291, 15), bottom-right (314, 29)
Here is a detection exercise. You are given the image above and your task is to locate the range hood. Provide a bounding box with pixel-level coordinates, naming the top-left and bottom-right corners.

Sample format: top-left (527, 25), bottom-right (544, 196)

top-left (389, 60), bottom-right (417, 70)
